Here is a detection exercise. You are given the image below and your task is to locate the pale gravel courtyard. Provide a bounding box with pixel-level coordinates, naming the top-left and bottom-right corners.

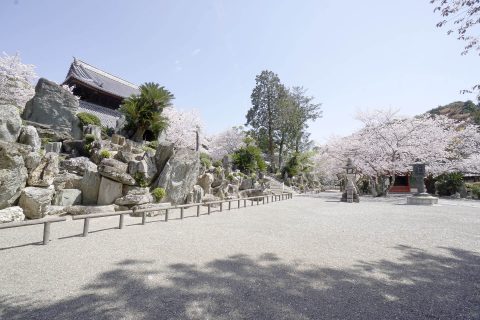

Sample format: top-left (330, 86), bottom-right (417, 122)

top-left (0, 193), bottom-right (479, 320)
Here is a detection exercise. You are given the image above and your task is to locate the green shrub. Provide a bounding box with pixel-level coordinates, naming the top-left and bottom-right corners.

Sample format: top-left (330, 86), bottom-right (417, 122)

top-left (99, 149), bottom-right (111, 159)
top-left (200, 152), bottom-right (212, 169)
top-left (84, 134), bottom-right (95, 145)
top-left (231, 143), bottom-right (266, 174)
top-left (152, 187), bottom-right (166, 202)
top-left (213, 160), bottom-right (222, 168)
top-left (227, 173), bottom-right (234, 181)
top-left (77, 112), bottom-right (101, 128)
top-left (282, 152), bottom-right (314, 178)
top-left (134, 172), bottom-right (148, 188)
top-left (435, 172), bottom-right (464, 196)
top-left (215, 166), bottom-right (223, 175)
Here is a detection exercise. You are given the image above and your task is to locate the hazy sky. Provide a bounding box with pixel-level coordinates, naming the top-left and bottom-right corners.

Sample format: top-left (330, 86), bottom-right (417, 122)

top-left (1, 0), bottom-right (478, 142)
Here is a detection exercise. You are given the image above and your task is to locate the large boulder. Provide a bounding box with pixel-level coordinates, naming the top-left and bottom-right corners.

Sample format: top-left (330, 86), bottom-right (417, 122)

top-left (80, 168), bottom-right (101, 205)
top-left (53, 189), bottom-right (82, 206)
top-left (155, 149), bottom-right (200, 205)
top-left (98, 158), bottom-right (136, 185)
top-left (24, 151), bottom-right (42, 173)
top-left (128, 154), bottom-right (157, 186)
top-left (115, 188), bottom-right (153, 206)
top-left (53, 172), bottom-right (83, 190)
top-left (0, 206), bottom-right (25, 223)
top-left (60, 157), bottom-right (96, 176)
top-left (27, 152), bottom-right (59, 187)
top-left (0, 105), bottom-right (22, 142)
top-left (197, 173), bottom-right (214, 194)
top-left (97, 177), bottom-right (123, 205)
top-left (154, 142), bottom-right (175, 174)
top-left (18, 186), bottom-right (55, 219)
top-left (0, 142), bottom-right (28, 209)
top-left (22, 78), bottom-right (82, 139)
top-left (17, 125), bottom-right (41, 151)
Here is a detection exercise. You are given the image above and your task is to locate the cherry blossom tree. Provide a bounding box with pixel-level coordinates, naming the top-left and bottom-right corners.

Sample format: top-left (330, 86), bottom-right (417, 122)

top-left (0, 52), bottom-right (37, 112)
top-left (161, 107), bottom-right (204, 150)
top-left (314, 109), bottom-right (480, 195)
top-left (208, 126), bottom-right (246, 160)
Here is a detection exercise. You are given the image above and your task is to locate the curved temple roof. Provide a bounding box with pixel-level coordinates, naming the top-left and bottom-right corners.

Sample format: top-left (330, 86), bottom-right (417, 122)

top-left (64, 58), bottom-right (140, 98)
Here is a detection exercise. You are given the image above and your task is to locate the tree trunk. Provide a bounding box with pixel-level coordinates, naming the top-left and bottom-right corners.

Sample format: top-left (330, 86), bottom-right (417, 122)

top-left (278, 133), bottom-right (285, 172)
top-left (132, 126), bottom-right (146, 142)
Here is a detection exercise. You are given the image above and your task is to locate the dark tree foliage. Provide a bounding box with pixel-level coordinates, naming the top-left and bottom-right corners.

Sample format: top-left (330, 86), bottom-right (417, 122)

top-left (247, 70), bottom-right (285, 171)
top-left (120, 82), bottom-right (173, 142)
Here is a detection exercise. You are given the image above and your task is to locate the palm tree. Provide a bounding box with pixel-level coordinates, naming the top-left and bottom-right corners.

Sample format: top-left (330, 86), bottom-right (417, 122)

top-left (120, 82), bottom-right (174, 142)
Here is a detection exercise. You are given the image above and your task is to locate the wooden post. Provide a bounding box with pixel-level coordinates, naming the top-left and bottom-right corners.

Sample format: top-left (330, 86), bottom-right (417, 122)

top-left (238, 199), bottom-right (241, 208)
top-left (243, 199), bottom-right (246, 207)
top-left (228, 201), bottom-right (231, 210)
top-left (42, 222), bottom-right (51, 245)
top-left (165, 209), bottom-right (169, 222)
top-left (142, 212), bottom-right (146, 225)
top-left (220, 202), bottom-right (223, 212)
top-left (263, 197), bottom-right (265, 205)
top-left (197, 205), bottom-right (200, 217)
top-left (251, 200), bottom-right (253, 206)
top-left (119, 214), bottom-right (124, 229)
top-left (208, 204), bottom-right (211, 214)
top-left (181, 207), bottom-right (184, 219)
top-left (196, 130), bottom-right (199, 151)
top-left (83, 218), bottom-right (90, 237)
top-left (267, 196), bottom-right (269, 203)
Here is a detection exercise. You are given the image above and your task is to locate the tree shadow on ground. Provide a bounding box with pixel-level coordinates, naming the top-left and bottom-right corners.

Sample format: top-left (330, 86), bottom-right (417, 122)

top-left (0, 246), bottom-right (478, 319)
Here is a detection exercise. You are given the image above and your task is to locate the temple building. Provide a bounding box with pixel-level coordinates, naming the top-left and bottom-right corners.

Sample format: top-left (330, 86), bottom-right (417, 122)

top-left (63, 58), bottom-right (139, 128)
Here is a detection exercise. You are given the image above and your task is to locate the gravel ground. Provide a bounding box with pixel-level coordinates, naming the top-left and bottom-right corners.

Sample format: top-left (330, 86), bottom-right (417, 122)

top-left (0, 193), bottom-right (479, 320)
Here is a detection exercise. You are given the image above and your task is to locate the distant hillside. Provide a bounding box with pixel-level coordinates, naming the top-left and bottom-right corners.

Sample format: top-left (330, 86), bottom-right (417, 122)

top-left (427, 101), bottom-right (480, 125)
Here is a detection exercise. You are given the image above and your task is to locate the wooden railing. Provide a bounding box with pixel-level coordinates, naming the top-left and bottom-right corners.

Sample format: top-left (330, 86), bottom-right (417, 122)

top-left (0, 216), bottom-right (67, 245)
top-left (0, 193), bottom-right (293, 244)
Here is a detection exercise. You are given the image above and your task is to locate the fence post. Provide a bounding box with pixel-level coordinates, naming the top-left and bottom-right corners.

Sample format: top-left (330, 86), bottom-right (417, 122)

top-left (244, 199), bottom-right (247, 207)
top-left (228, 201), bottom-right (231, 210)
top-left (197, 205), bottom-right (200, 217)
top-left (83, 218), bottom-right (90, 237)
top-left (208, 204), bottom-right (211, 214)
top-left (119, 214), bottom-right (124, 229)
top-left (263, 196), bottom-right (265, 205)
top-left (142, 212), bottom-right (147, 225)
top-left (165, 209), bottom-right (169, 222)
top-left (237, 199), bottom-right (240, 209)
top-left (220, 202), bottom-right (223, 212)
top-left (181, 207), bottom-right (184, 219)
top-left (42, 222), bottom-right (51, 245)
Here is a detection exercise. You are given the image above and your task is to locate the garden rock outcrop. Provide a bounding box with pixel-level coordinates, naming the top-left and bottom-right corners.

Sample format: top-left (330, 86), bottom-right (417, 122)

top-left (0, 142), bottom-right (28, 210)
top-left (155, 148), bottom-right (200, 205)
top-left (0, 104), bottom-right (22, 142)
top-left (22, 78), bottom-right (82, 139)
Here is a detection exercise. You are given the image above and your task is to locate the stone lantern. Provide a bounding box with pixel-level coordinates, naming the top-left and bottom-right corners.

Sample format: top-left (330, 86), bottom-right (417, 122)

top-left (406, 160), bottom-right (438, 205)
top-left (341, 158), bottom-right (360, 203)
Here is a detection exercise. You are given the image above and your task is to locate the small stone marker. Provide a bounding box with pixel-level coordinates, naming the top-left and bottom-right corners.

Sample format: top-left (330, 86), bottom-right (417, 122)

top-left (407, 161), bottom-right (438, 205)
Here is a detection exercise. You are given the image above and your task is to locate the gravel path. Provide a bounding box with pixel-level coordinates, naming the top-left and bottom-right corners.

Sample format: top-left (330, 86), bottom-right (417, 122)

top-left (0, 193), bottom-right (479, 320)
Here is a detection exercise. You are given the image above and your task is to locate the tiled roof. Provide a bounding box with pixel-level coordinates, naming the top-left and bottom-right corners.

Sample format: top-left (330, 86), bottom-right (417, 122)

top-left (78, 100), bottom-right (122, 129)
top-left (65, 58), bottom-right (140, 98)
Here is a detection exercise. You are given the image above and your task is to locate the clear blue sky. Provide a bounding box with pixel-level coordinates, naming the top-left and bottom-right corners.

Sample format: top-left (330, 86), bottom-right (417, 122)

top-left (1, 0), bottom-right (478, 142)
